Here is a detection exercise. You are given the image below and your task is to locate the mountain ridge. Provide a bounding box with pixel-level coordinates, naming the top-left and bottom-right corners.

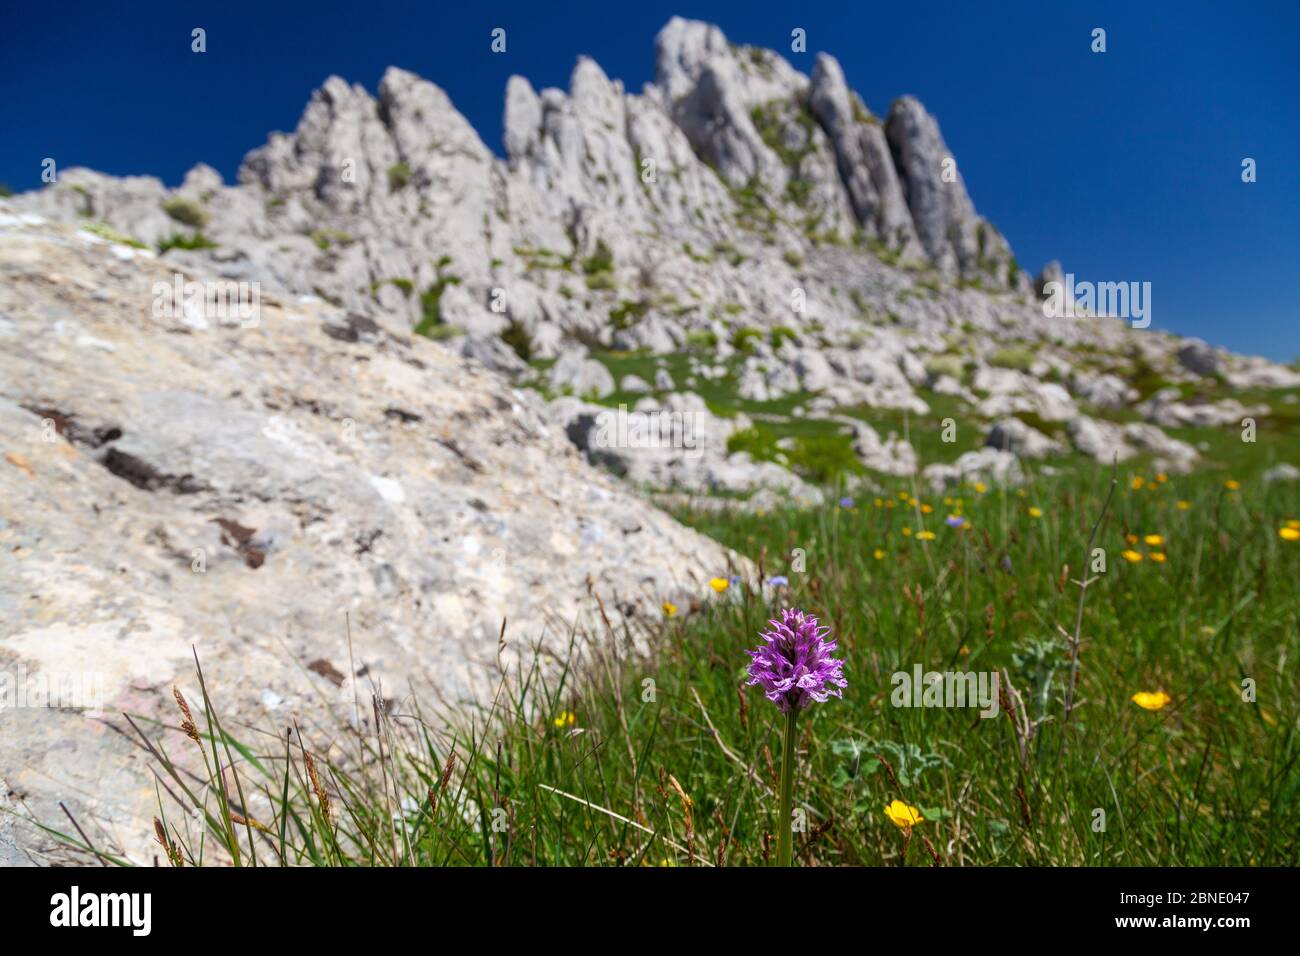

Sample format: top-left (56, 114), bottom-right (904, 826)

top-left (11, 15), bottom-right (1300, 501)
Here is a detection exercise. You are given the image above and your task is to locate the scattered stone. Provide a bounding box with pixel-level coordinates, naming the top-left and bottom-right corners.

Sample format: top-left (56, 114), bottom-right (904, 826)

top-left (1262, 463), bottom-right (1300, 483)
top-left (549, 347), bottom-right (616, 399)
top-left (922, 448), bottom-right (1022, 492)
top-left (985, 418), bottom-right (1064, 460)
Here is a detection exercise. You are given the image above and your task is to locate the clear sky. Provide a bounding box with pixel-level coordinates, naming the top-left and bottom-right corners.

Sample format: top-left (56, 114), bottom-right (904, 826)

top-left (3, 1), bottom-right (1297, 360)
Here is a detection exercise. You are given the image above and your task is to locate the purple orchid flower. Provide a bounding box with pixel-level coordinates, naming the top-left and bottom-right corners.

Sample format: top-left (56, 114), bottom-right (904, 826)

top-left (745, 608), bottom-right (847, 714)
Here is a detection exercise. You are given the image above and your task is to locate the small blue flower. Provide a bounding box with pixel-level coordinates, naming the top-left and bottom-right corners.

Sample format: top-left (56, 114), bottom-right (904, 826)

top-left (945, 515), bottom-right (966, 529)
top-left (839, 496), bottom-right (855, 508)
top-left (767, 575), bottom-right (790, 588)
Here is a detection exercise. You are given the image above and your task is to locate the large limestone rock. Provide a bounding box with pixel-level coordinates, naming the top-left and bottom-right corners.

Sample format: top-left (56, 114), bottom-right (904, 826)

top-left (1066, 415), bottom-right (1199, 472)
top-left (548, 346), bottom-right (617, 398)
top-left (845, 419), bottom-right (918, 476)
top-left (545, 393), bottom-right (822, 503)
top-left (922, 448), bottom-right (1023, 492)
top-left (1136, 388), bottom-right (1266, 429)
top-left (985, 418), bottom-right (1065, 460)
top-left (0, 216), bottom-right (741, 864)
top-left (1071, 372), bottom-right (1137, 409)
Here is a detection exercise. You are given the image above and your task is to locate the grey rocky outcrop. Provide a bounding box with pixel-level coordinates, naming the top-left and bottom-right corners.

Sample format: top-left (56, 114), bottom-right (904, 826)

top-left (548, 346), bottom-right (617, 398)
top-left (1066, 415), bottom-right (1199, 472)
top-left (845, 419), bottom-right (918, 476)
top-left (1136, 388), bottom-right (1266, 429)
top-left (1177, 338), bottom-right (1223, 378)
top-left (545, 391), bottom-right (821, 503)
top-left (885, 97), bottom-right (1021, 286)
top-left (922, 448), bottom-right (1023, 492)
top-left (807, 54), bottom-right (920, 256)
top-left (985, 418), bottom-right (1065, 459)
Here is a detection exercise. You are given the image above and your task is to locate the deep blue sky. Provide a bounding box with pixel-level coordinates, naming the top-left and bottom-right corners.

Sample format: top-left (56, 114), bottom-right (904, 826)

top-left (3, 1), bottom-right (1297, 360)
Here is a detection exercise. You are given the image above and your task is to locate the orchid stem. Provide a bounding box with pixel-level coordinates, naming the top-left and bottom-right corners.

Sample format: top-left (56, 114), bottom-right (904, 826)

top-left (777, 708), bottom-right (798, 867)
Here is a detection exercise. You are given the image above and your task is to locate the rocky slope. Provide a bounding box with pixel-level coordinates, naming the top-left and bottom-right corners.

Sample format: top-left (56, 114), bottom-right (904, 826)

top-left (16, 18), bottom-right (1297, 500)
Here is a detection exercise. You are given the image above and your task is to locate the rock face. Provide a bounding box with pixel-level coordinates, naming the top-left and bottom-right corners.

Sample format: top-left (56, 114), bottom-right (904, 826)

top-left (0, 216), bottom-right (742, 863)
top-left (885, 96), bottom-right (1018, 285)
top-left (807, 54), bottom-right (919, 257)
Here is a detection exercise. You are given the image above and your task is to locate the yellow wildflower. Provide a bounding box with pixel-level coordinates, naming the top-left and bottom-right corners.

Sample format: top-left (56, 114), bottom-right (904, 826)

top-left (917, 530), bottom-right (936, 541)
top-left (1027, 506), bottom-right (1043, 519)
top-left (1280, 527), bottom-right (1300, 542)
top-left (708, 577), bottom-right (730, 593)
top-left (1122, 549), bottom-right (1143, 563)
top-left (1143, 534), bottom-right (1164, 546)
top-left (662, 601), bottom-right (678, 617)
top-left (872, 548), bottom-right (885, 560)
top-left (1131, 691), bottom-right (1171, 711)
top-left (1150, 552), bottom-right (1167, 563)
top-left (1176, 500), bottom-right (1191, 510)
top-left (884, 800), bottom-right (924, 829)
top-left (553, 710), bottom-right (577, 728)
top-left (1224, 479), bottom-right (1241, 491)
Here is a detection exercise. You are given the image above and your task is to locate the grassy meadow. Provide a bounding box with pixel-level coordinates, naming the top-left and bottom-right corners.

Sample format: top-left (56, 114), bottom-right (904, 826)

top-left (70, 456), bottom-right (1299, 867)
